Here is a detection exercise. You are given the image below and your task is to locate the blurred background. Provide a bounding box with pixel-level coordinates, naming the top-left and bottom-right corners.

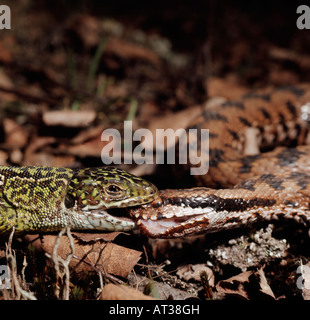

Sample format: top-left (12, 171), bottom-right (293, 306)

top-left (0, 0), bottom-right (308, 172)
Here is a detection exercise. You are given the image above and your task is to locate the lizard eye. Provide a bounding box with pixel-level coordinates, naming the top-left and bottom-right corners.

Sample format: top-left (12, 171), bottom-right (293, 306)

top-left (105, 184), bottom-right (124, 196)
top-left (107, 185), bottom-right (120, 192)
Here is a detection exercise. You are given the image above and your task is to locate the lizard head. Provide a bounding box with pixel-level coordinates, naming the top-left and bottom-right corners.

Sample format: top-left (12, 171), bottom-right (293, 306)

top-left (64, 167), bottom-right (159, 231)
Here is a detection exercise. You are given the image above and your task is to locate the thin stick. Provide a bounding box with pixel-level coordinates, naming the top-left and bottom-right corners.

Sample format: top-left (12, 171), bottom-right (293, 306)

top-left (5, 227), bottom-right (36, 300)
top-left (46, 226), bottom-right (75, 300)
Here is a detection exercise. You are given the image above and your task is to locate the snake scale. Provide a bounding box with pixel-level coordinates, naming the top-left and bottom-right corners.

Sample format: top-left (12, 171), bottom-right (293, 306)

top-left (128, 84), bottom-right (310, 238)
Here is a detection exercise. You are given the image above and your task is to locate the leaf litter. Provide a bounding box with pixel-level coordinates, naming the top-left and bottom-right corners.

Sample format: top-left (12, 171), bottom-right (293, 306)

top-left (0, 2), bottom-right (309, 300)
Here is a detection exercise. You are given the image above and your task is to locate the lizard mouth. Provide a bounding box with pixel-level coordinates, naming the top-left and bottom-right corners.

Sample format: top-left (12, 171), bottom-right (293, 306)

top-left (107, 207), bottom-right (136, 223)
top-left (78, 207), bottom-right (136, 231)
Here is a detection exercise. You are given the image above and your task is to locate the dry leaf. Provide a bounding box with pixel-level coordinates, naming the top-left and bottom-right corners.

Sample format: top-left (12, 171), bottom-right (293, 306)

top-left (42, 110), bottom-right (96, 127)
top-left (176, 264), bottom-right (215, 287)
top-left (148, 236), bottom-right (206, 261)
top-left (71, 232), bottom-right (125, 243)
top-left (106, 37), bottom-right (161, 66)
top-left (0, 150), bottom-right (8, 165)
top-left (101, 242), bottom-right (141, 278)
top-left (59, 136), bottom-right (108, 157)
top-left (23, 134), bottom-right (76, 166)
top-left (9, 149), bottom-right (23, 164)
top-left (3, 118), bottom-right (29, 148)
top-left (23, 152), bottom-right (76, 167)
top-left (0, 70), bottom-right (15, 102)
top-left (0, 35), bottom-right (14, 63)
top-left (216, 268), bottom-right (275, 300)
top-left (0, 249), bottom-right (6, 259)
top-left (141, 106), bottom-right (202, 151)
top-left (24, 136), bottom-right (57, 157)
top-left (129, 164), bottom-right (157, 177)
top-left (70, 125), bottom-right (105, 144)
top-left (269, 46), bottom-right (310, 69)
top-left (40, 234), bottom-right (141, 277)
top-left (58, 126), bottom-right (113, 158)
top-left (100, 283), bottom-right (154, 300)
top-left (127, 273), bottom-right (198, 300)
top-left (152, 281), bottom-right (197, 300)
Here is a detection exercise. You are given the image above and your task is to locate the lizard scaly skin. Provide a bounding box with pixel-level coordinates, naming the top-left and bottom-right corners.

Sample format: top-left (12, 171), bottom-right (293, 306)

top-left (0, 166), bottom-right (158, 235)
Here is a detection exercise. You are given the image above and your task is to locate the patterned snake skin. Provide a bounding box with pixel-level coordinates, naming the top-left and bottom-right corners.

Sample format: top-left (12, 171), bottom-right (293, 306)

top-left (129, 84), bottom-right (310, 238)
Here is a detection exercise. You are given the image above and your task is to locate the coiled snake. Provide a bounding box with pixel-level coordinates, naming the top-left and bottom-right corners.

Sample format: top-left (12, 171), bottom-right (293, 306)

top-left (128, 84), bottom-right (310, 238)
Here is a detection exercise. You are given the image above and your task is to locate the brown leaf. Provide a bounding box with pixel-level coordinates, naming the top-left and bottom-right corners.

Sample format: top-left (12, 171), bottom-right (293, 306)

top-left (151, 281), bottom-right (196, 300)
top-left (129, 164), bottom-right (157, 177)
top-left (269, 46), bottom-right (310, 69)
top-left (128, 274), bottom-right (198, 300)
top-left (3, 118), bottom-right (29, 148)
top-left (57, 125), bottom-right (114, 158)
top-left (23, 152), bottom-right (76, 167)
top-left (59, 136), bottom-right (108, 157)
top-left (0, 35), bottom-right (14, 63)
top-left (105, 37), bottom-right (161, 66)
top-left (70, 125), bottom-right (105, 144)
top-left (0, 248), bottom-right (6, 259)
top-left (42, 110), bottom-right (96, 127)
top-left (0, 150), bottom-right (8, 165)
top-left (72, 231), bottom-right (126, 243)
top-left (141, 106), bottom-right (202, 151)
top-left (24, 136), bottom-right (57, 156)
top-left (100, 283), bottom-right (154, 300)
top-left (216, 268), bottom-right (276, 300)
top-left (23, 134), bottom-right (76, 166)
top-left (40, 234), bottom-right (141, 277)
top-left (9, 149), bottom-right (23, 164)
top-left (101, 242), bottom-right (142, 278)
top-left (0, 70), bottom-right (15, 102)
top-left (176, 264), bottom-right (215, 287)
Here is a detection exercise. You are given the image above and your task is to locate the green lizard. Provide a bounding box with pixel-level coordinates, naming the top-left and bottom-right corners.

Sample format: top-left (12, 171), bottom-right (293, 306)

top-left (0, 166), bottom-right (158, 235)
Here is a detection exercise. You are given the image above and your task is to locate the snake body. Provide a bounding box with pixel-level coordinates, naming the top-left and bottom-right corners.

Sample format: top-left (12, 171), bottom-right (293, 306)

top-left (129, 84), bottom-right (310, 238)
top-left (0, 166), bottom-right (158, 235)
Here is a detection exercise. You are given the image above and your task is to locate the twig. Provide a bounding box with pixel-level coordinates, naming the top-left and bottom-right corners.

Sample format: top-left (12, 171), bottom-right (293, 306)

top-left (45, 226), bottom-right (75, 300)
top-left (21, 256), bottom-right (28, 288)
top-left (5, 227), bottom-right (37, 300)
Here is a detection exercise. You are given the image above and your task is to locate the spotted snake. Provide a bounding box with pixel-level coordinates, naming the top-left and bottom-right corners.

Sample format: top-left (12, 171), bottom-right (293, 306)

top-left (128, 84), bottom-right (310, 238)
